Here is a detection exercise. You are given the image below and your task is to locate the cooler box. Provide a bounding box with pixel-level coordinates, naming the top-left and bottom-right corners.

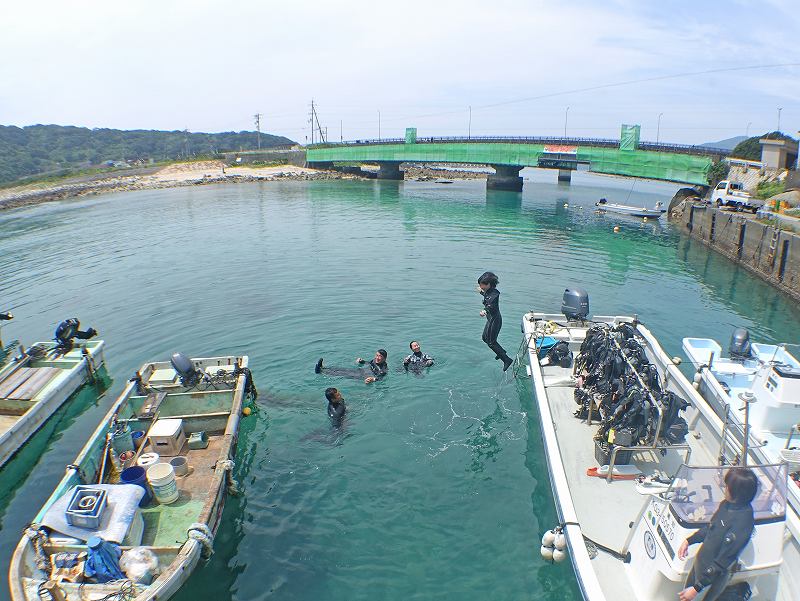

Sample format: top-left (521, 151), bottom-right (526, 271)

top-left (149, 418), bottom-right (186, 456)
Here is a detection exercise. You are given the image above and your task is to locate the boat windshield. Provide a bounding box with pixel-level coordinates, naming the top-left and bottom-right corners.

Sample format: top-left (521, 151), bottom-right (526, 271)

top-left (664, 464), bottom-right (787, 526)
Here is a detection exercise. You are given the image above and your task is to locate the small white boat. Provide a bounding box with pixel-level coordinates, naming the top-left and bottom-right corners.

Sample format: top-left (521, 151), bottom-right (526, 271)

top-left (683, 330), bottom-right (800, 512)
top-left (9, 352), bottom-right (257, 601)
top-left (522, 289), bottom-right (800, 601)
top-left (0, 316), bottom-right (105, 468)
top-left (595, 198), bottom-right (666, 218)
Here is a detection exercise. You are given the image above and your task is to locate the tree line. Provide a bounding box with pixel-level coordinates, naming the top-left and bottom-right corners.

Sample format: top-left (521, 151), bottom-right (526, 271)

top-left (0, 124), bottom-right (295, 184)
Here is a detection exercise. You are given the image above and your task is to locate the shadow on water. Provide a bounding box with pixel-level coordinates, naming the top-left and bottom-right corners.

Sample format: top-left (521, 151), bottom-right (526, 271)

top-left (485, 189), bottom-right (522, 212)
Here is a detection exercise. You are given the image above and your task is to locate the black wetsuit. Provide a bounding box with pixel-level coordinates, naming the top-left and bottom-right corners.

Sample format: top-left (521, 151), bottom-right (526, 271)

top-left (318, 358), bottom-right (388, 381)
top-left (360, 358), bottom-right (388, 379)
top-left (685, 500), bottom-right (754, 600)
top-left (404, 351), bottom-right (434, 369)
top-left (481, 288), bottom-right (511, 365)
top-left (327, 400), bottom-right (346, 426)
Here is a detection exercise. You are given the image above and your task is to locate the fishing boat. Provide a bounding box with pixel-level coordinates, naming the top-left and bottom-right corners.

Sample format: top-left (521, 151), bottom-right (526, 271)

top-left (522, 289), bottom-right (800, 601)
top-left (595, 198), bottom-right (666, 218)
top-left (683, 330), bottom-right (800, 511)
top-left (0, 316), bottom-right (105, 468)
top-left (9, 352), bottom-right (257, 601)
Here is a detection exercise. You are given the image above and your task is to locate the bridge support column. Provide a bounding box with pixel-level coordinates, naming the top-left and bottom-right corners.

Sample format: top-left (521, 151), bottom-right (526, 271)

top-left (377, 161), bottom-right (403, 180)
top-left (487, 165), bottom-right (523, 191)
top-left (558, 169), bottom-right (572, 183)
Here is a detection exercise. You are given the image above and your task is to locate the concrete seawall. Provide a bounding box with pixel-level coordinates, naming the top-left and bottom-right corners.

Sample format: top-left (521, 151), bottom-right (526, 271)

top-left (674, 204), bottom-right (800, 301)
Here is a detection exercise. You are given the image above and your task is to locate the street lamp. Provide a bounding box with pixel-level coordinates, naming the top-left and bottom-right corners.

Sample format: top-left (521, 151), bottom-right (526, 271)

top-left (656, 113), bottom-right (663, 145)
top-left (564, 106), bottom-right (569, 138)
top-left (777, 107), bottom-right (783, 133)
top-left (468, 105), bottom-right (472, 140)
top-left (378, 110), bottom-right (381, 140)
top-left (746, 122), bottom-right (752, 137)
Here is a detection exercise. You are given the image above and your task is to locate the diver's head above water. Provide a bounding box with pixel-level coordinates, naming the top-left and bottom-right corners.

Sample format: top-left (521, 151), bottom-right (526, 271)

top-left (375, 349), bottom-right (388, 364)
top-left (325, 387), bottom-right (343, 403)
top-left (409, 340), bottom-right (421, 354)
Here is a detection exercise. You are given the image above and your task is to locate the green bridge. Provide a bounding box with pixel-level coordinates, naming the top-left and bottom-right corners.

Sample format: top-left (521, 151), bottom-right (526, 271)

top-left (306, 125), bottom-right (721, 191)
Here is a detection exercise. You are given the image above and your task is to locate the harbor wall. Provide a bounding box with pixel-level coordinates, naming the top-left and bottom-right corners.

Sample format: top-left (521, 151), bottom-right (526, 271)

top-left (676, 205), bottom-right (800, 301)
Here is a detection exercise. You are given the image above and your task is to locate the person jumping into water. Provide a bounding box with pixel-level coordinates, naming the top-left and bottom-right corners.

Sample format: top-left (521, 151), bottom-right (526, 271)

top-left (315, 349), bottom-right (389, 384)
top-left (403, 341), bottom-right (434, 370)
top-left (477, 271), bottom-right (513, 371)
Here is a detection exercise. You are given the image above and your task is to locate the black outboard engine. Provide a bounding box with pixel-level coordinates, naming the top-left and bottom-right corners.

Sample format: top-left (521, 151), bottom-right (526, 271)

top-left (54, 318), bottom-right (97, 351)
top-left (562, 288), bottom-right (590, 322)
top-left (729, 328), bottom-right (753, 361)
top-left (170, 352), bottom-right (201, 387)
top-left (0, 312), bottom-right (12, 321)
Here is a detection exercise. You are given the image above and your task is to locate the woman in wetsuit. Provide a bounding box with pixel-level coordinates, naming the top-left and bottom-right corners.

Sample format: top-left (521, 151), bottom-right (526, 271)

top-left (477, 271), bottom-right (513, 371)
top-left (678, 467), bottom-right (758, 601)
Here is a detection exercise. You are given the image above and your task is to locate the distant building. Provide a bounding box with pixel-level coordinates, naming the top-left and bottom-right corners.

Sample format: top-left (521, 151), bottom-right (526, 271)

top-left (759, 137), bottom-right (799, 170)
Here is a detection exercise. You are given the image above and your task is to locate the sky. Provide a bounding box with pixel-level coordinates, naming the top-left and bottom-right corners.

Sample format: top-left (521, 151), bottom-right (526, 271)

top-left (0, 0), bottom-right (798, 145)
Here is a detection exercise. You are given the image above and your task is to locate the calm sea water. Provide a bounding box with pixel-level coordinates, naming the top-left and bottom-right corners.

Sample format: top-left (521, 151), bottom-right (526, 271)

top-left (1, 170), bottom-right (799, 601)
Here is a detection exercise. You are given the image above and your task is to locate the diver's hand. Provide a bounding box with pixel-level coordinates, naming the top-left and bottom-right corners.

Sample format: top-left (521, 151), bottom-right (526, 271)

top-left (356, 357), bottom-right (364, 364)
top-left (479, 310), bottom-right (486, 317)
top-left (403, 358), bottom-right (410, 366)
top-left (678, 587), bottom-right (698, 601)
top-left (678, 539), bottom-right (689, 560)
top-left (365, 376), bottom-right (376, 384)
top-left (85, 327), bottom-right (98, 338)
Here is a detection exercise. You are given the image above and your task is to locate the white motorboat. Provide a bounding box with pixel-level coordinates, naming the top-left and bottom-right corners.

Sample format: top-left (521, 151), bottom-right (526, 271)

top-left (595, 198), bottom-right (666, 218)
top-left (0, 316), bottom-right (105, 468)
top-left (683, 330), bottom-right (800, 511)
top-left (522, 289), bottom-right (799, 601)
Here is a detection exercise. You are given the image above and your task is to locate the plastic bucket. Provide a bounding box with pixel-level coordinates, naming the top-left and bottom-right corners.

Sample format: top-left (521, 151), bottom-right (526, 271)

top-left (137, 452), bottom-right (160, 468)
top-left (169, 456), bottom-right (189, 477)
top-left (111, 424), bottom-right (134, 454)
top-left (120, 466), bottom-right (152, 506)
top-left (147, 463), bottom-right (179, 504)
top-left (131, 430), bottom-right (146, 449)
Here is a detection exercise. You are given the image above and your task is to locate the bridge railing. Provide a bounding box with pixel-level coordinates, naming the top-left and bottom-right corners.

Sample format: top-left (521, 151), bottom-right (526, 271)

top-left (307, 136), bottom-right (729, 158)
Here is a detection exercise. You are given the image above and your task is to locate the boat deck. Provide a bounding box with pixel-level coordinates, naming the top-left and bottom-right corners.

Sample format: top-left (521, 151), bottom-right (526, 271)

top-left (136, 434), bottom-right (224, 547)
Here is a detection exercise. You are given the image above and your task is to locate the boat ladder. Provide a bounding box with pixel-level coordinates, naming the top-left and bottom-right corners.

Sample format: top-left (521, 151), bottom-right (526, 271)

top-left (766, 227), bottom-right (781, 268)
top-left (718, 405), bottom-right (743, 466)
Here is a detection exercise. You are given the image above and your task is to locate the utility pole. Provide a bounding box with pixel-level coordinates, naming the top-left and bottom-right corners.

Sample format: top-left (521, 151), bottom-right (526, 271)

top-left (378, 110), bottom-right (381, 140)
top-left (746, 122), bottom-right (752, 137)
top-left (656, 113), bottom-right (663, 145)
top-left (564, 106), bottom-right (569, 138)
top-left (309, 100), bottom-right (327, 144)
top-left (468, 105), bottom-right (472, 140)
top-left (777, 107), bottom-right (783, 133)
top-left (340, 120), bottom-right (343, 143)
top-left (254, 113), bottom-right (262, 150)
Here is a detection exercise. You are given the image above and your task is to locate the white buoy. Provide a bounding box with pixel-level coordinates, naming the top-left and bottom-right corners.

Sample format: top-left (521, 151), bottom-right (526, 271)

top-left (693, 371), bottom-right (702, 390)
top-left (563, 203), bottom-right (569, 208)
top-left (554, 533), bottom-right (567, 551)
top-left (540, 545), bottom-right (555, 561)
top-left (553, 548), bottom-right (567, 563)
top-left (643, 216), bottom-right (649, 222)
top-left (542, 530), bottom-right (556, 547)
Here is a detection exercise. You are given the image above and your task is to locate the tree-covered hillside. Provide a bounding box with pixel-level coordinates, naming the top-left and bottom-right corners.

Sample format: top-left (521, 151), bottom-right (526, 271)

top-left (731, 131), bottom-right (797, 161)
top-left (0, 124), bottom-right (295, 184)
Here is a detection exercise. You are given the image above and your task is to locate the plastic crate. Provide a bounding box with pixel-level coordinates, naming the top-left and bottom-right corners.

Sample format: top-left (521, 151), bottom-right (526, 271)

top-left (595, 440), bottom-right (632, 466)
top-left (65, 486), bottom-right (107, 529)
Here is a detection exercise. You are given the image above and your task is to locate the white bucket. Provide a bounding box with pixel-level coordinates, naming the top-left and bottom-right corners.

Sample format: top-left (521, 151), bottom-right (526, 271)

top-left (146, 463), bottom-right (179, 504)
top-left (137, 452), bottom-right (160, 468)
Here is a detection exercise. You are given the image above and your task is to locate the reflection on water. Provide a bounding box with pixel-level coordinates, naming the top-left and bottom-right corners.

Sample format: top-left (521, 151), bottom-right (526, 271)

top-left (0, 174), bottom-right (798, 601)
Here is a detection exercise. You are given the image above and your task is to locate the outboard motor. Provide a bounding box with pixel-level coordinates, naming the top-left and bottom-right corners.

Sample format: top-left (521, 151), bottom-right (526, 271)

top-left (54, 318), bottom-right (97, 351)
top-left (729, 328), bottom-right (753, 361)
top-left (562, 288), bottom-right (589, 322)
top-left (170, 352), bottom-right (201, 387)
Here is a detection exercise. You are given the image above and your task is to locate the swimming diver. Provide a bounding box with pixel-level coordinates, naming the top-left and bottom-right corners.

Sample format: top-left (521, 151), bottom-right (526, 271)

top-left (477, 271), bottom-right (513, 371)
top-left (325, 387), bottom-right (346, 426)
top-left (403, 340), bottom-right (434, 371)
top-left (315, 349), bottom-right (389, 384)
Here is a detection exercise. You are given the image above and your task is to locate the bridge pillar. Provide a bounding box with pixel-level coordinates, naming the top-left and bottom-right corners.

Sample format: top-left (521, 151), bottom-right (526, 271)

top-left (558, 169), bottom-right (572, 183)
top-left (376, 161), bottom-right (403, 180)
top-left (488, 165), bottom-right (523, 191)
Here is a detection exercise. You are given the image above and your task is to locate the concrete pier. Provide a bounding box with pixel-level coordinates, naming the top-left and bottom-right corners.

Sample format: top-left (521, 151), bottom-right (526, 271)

top-left (487, 164), bottom-right (523, 191)
top-left (376, 161), bottom-right (403, 180)
top-left (558, 169), bottom-right (572, 183)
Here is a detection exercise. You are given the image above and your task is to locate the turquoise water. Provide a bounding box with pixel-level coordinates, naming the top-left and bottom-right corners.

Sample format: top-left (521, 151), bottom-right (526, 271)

top-left (1, 171), bottom-right (799, 601)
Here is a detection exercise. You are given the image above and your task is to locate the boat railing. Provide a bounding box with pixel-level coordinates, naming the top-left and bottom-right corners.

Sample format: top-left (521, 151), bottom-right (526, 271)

top-left (607, 443), bottom-right (693, 482)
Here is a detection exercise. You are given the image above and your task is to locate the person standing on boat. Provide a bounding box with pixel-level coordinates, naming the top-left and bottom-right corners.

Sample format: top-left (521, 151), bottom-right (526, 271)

top-left (677, 467), bottom-right (758, 601)
top-left (315, 349), bottom-right (389, 384)
top-left (325, 387), bottom-right (346, 426)
top-left (403, 341), bottom-right (434, 371)
top-left (477, 271), bottom-right (513, 371)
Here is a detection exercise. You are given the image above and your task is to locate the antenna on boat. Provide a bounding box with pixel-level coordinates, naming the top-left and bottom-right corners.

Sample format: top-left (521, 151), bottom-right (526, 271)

top-left (624, 179), bottom-right (636, 204)
top-left (739, 391), bottom-right (756, 466)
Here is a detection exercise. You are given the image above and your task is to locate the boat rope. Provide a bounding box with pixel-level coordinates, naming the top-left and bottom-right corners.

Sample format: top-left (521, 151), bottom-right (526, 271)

top-left (559, 521), bottom-right (630, 563)
top-left (77, 579), bottom-right (135, 601)
top-left (24, 525), bottom-right (51, 573)
top-left (218, 459), bottom-right (242, 496)
top-left (187, 523), bottom-right (214, 559)
top-left (82, 347), bottom-right (96, 384)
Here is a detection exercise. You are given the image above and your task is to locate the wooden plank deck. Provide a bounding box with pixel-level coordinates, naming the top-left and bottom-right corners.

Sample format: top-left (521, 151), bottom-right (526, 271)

top-left (7, 367), bottom-right (60, 400)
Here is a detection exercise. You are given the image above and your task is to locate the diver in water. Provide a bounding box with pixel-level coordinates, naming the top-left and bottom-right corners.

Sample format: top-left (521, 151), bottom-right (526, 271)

top-left (477, 271), bottom-right (513, 371)
top-left (403, 341), bottom-right (434, 371)
top-left (325, 387), bottom-right (346, 426)
top-left (315, 349), bottom-right (389, 384)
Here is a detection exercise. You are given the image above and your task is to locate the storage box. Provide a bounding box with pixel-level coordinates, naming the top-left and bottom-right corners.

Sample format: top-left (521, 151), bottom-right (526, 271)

top-left (594, 440), bottom-right (632, 466)
top-left (65, 486), bottom-right (107, 529)
top-left (187, 431), bottom-right (209, 450)
top-left (149, 418), bottom-right (186, 456)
